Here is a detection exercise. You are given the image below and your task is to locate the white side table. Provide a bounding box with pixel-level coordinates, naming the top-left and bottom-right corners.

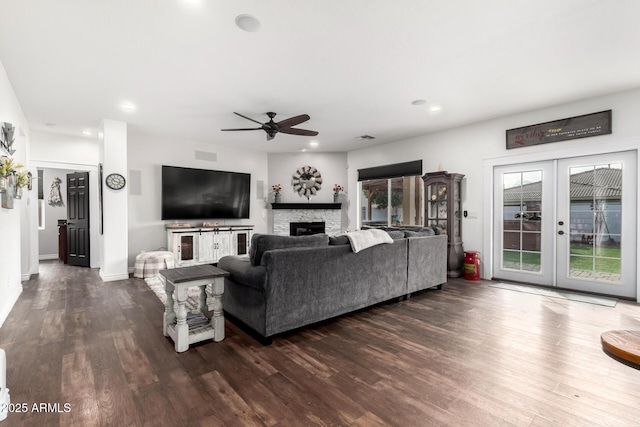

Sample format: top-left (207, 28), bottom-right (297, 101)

top-left (160, 265), bottom-right (229, 352)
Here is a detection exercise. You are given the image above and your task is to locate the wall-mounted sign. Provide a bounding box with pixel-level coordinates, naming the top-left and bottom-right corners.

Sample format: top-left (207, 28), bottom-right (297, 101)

top-left (506, 110), bottom-right (612, 149)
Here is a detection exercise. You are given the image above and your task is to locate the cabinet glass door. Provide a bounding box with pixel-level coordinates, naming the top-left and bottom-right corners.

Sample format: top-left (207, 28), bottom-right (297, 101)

top-left (453, 181), bottom-right (461, 238)
top-left (236, 233), bottom-right (248, 255)
top-left (427, 183), bottom-right (447, 234)
top-left (180, 235), bottom-right (194, 261)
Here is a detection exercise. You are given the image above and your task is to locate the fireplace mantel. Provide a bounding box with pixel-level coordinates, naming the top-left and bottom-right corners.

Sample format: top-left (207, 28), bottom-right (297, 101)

top-left (271, 203), bottom-right (341, 210)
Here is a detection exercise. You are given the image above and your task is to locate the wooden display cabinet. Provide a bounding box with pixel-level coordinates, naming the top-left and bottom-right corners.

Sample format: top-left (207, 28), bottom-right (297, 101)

top-left (422, 171), bottom-right (465, 278)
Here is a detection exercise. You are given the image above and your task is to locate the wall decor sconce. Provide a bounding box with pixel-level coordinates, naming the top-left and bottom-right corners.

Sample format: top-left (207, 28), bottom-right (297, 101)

top-left (0, 122), bottom-right (15, 155)
top-left (0, 173), bottom-right (14, 209)
top-left (14, 183), bottom-right (23, 199)
top-left (14, 170), bottom-right (30, 199)
top-left (0, 156), bottom-right (23, 198)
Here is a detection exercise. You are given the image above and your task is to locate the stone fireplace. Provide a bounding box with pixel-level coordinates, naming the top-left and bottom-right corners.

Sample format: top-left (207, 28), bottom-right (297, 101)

top-left (272, 203), bottom-right (341, 236)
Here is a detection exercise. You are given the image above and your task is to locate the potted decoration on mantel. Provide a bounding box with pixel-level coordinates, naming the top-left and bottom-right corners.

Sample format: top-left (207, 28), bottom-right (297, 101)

top-left (333, 184), bottom-right (344, 203)
top-left (272, 184), bottom-right (282, 203)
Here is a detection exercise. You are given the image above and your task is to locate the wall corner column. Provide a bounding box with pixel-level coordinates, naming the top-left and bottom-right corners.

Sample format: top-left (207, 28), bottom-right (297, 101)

top-left (99, 119), bottom-right (129, 281)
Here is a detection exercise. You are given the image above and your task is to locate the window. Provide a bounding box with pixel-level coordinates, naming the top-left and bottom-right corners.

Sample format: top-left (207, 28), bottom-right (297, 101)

top-left (358, 161), bottom-right (423, 228)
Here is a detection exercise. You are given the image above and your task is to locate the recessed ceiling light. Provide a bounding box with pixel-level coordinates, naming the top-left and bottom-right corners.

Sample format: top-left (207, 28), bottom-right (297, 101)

top-left (309, 141), bottom-right (319, 147)
top-left (429, 105), bottom-right (442, 113)
top-left (121, 102), bottom-right (136, 112)
top-left (300, 148), bottom-right (307, 152)
top-left (411, 99), bottom-right (427, 106)
top-left (358, 135), bottom-right (376, 140)
top-left (82, 130), bottom-right (92, 136)
top-left (235, 14), bottom-right (261, 32)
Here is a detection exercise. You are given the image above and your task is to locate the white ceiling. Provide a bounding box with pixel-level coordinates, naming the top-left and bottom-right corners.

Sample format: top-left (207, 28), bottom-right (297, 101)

top-left (1, 0), bottom-right (639, 153)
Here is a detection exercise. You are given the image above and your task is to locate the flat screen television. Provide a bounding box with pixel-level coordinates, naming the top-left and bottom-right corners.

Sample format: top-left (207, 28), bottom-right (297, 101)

top-left (161, 165), bottom-right (251, 220)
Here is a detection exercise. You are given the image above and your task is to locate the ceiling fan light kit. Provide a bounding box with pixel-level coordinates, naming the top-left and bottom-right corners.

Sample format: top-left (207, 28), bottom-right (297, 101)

top-left (221, 112), bottom-right (318, 141)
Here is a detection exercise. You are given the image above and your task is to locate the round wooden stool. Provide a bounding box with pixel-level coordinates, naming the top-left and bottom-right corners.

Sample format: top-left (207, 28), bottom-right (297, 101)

top-left (601, 330), bottom-right (640, 369)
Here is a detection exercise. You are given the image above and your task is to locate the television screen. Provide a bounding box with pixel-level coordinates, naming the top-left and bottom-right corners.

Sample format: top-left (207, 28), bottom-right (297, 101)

top-left (161, 165), bottom-right (251, 220)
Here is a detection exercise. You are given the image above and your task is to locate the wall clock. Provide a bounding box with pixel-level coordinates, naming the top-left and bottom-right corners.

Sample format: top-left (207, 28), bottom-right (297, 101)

top-left (292, 165), bottom-right (322, 199)
top-left (106, 173), bottom-right (126, 190)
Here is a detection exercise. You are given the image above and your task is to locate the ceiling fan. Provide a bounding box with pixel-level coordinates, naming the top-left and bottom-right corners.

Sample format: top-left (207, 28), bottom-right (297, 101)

top-left (221, 112), bottom-right (319, 141)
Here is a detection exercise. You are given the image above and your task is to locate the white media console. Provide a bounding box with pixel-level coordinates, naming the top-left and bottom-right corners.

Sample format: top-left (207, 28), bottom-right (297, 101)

top-left (166, 225), bottom-right (253, 267)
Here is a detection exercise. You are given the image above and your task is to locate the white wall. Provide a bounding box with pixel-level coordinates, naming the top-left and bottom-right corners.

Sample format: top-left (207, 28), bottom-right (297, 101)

top-left (347, 87), bottom-right (640, 299)
top-left (267, 152), bottom-right (349, 232)
top-left (30, 130), bottom-right (100, 166)
top-left (0, 61), bottom-right (29, 328)
top-left (127, 132), bottom-right (269, 267)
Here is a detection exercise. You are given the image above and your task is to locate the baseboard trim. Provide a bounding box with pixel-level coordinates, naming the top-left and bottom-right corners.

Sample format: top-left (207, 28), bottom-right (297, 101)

top-left (99, 270), bottom-right (130, 282)
top-left (39, 254), bottom-right (59, 260)
top-left (0, 284), bottom-right (23, 329)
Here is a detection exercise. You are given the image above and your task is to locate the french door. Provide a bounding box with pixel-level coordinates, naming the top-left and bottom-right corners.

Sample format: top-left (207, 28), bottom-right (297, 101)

top-left (493, 151), bottom-right (636, 298)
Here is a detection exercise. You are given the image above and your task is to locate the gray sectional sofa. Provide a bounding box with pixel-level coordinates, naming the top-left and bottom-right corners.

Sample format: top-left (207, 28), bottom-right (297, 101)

top-left (218, 230), bottom-right (447, 344)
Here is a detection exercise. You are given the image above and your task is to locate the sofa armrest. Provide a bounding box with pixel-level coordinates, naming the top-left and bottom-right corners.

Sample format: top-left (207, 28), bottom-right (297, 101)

top-left (407, 235), bottom-right (447, 293)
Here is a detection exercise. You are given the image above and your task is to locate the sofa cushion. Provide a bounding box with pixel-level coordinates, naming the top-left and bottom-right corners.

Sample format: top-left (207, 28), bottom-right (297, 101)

top-left (386, 230), bottom-right (405, 240)
top-left (429, 225), bottom-right (443, 235)
top-left (249, 233), bottom-right (330, 266)
top-left (217, 255), bottom-right (266, 291)
top-left (404, 229), bottom-right (435, 238)
top-left (329, 235), bottom-right (350, 245)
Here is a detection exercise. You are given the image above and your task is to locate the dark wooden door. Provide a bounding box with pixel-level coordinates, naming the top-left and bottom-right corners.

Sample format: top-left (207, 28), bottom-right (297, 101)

top-left (67, 172), bottom-right (90, 267)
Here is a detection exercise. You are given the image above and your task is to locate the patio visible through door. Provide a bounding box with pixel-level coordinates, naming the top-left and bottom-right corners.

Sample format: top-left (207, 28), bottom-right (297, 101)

top-left (493, 151), bottom-right (636, 298)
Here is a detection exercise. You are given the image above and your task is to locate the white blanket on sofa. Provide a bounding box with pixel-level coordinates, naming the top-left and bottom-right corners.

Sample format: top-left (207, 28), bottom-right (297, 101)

top-left (345, 229), bottom-right (394, 253)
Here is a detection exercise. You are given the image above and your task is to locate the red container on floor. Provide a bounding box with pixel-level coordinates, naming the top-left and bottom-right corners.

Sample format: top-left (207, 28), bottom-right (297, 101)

top-left (463, 251), bottom-right (480, 280)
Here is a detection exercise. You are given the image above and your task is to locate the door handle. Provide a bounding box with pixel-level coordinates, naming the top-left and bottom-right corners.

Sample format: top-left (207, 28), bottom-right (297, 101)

top-left (558, 230), bottom-right (565, 235)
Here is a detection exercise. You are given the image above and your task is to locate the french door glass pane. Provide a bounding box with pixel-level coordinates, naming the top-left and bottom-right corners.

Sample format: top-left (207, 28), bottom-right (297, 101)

top-left (502, 170), bottom-right (542, 272)
top-left (568, 163), bottom-right (622, 282)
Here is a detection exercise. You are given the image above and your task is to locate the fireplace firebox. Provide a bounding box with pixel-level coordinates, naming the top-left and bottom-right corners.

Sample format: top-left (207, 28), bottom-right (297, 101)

top-left (290, 222), bottom-right (325, 236)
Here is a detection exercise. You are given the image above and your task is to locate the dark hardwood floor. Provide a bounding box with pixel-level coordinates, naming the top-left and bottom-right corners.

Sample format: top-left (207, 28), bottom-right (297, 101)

top-left (1, 261), bottom-right (640, 426)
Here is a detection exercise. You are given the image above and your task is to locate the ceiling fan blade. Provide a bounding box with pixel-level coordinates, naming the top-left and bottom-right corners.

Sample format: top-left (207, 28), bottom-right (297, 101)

top-left (233, 112), bottom-right (265, 126)
top-left (276, 114), bottom-right (310, 129)
top-left (279, 127), bottom-right (319, 137)
top-left (221, 127), bottom-right (262, 131)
